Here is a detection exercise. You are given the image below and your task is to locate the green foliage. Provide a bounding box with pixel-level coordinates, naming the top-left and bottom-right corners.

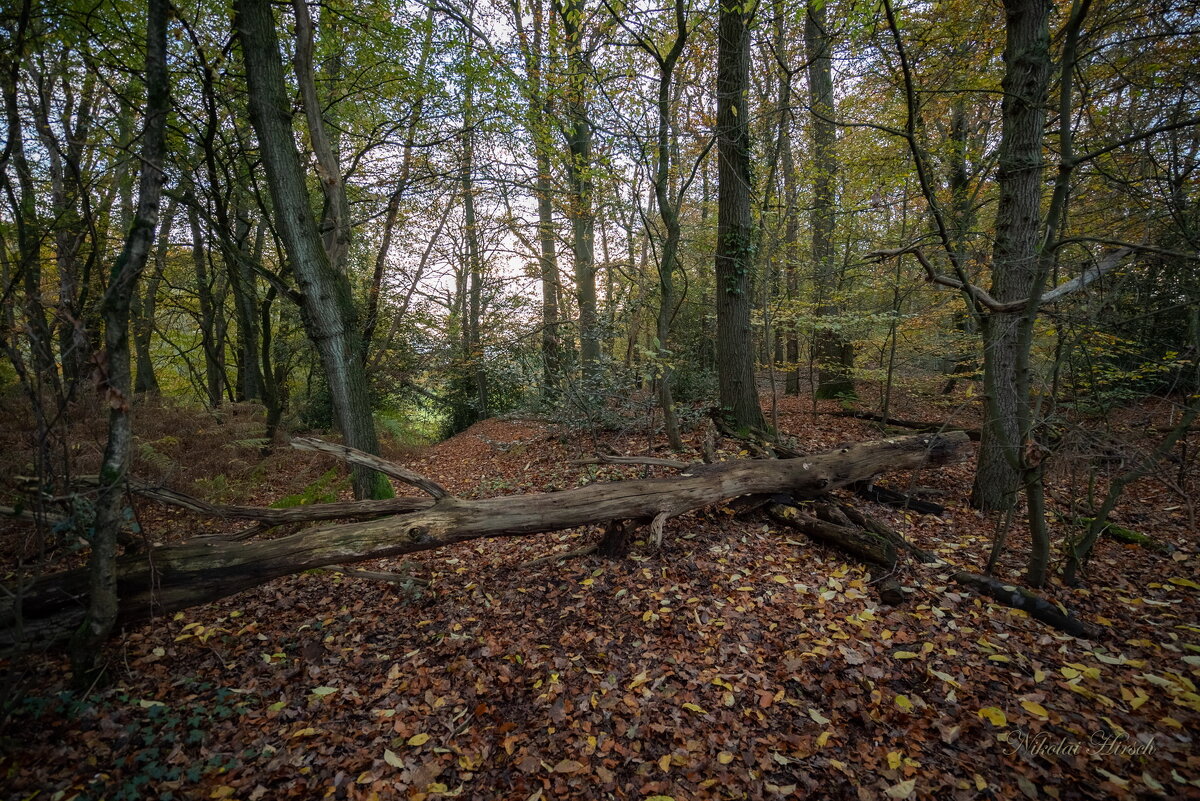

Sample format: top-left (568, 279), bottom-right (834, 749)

top-left (269, 467), bottom-right (344, 508)
top-left (4, 683), bottom-right (251, 800)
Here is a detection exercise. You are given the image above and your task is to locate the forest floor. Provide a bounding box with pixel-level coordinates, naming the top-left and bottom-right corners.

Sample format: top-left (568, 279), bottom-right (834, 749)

top-left (1, 384), bottom-right (1198, 801)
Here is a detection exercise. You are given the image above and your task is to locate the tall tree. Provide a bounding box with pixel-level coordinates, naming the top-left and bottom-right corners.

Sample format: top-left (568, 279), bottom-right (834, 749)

top-left (68, 0), bottom-right (170, 676)
top-left (234, 0), bottom-right (388, 499)
top-left (806, 0), bottom-right (855, 399)
top-left (970, 0), bottom-right (1053, 515)
top-left (714, 0), bottom-right (765, 430)
top-left (555, 0), bottom-right (601, 376)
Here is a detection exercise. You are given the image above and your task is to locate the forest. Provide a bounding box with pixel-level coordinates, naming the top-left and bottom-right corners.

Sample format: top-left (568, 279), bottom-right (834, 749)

top-left (1, 0), bottom-right (1198, 798)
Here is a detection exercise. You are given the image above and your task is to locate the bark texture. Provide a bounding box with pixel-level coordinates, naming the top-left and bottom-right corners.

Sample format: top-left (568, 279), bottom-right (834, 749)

top-left (235, 0), bottom-right (387, 499)
top-left (714, 2), bottom-right (764, 431)
top-left (971, 0), bottom-right (1051, 511)
top-left (67, 0), bottom-right (170, 673)
top-left (805, 1), bottom-right (855, 400)
top-left (4, 432), bottom-right (967, 652)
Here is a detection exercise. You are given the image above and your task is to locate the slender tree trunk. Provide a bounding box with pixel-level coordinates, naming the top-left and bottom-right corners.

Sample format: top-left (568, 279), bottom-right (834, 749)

top-left (714, 1), bottom-right (765, 431)
top-left (776, 6), bottom-right (801, 396)
top-left (225, 208), bottom-right (263, 401)
top-left (363, 7), bottom-right (434, 365)
top-left (645, 0), bottom-right (689, 451)
top-left (806, 1), bottom-right (854, 400)
top-left (67, 0), bottom-right (169, 678)
top-left (235, 0), bottom-right (388, 499)
top-left (133, 197), bottom-right (175, 394)
top-left (188, 205), bottom-right (226, 407)
top-left (461, 73), bottom-right (488, 418)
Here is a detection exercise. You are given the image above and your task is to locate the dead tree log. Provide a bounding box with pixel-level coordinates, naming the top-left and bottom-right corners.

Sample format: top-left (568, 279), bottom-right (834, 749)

top-left (824, 409), bottom-right (981, 441)
top-left (765, 502), bottom-right (908, 605)
top-left (93, 478), bottom-right (433, 523)
top-left (950, 571), bottom-right (1102, 640)
top-left (766, 503), bottom-right (896, 567)
top-left (2, 432), bottom-right (967, 652)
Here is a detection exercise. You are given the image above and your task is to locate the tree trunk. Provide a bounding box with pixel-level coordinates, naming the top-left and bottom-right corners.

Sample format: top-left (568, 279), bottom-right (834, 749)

top-left (510, 0), bottom-right (564, 398)
top-left (776, 5), bottom-right (801, 397)
top-left (647, 0), bottom-right (689, 452)
top-left (558, 0), bottom-right (601, 376)
top-left (714, 1), bottom-right (765, 431)
top-left (66, 0), bottom-right (169, 677)
top-left (235, 0), bottom-right (388, 499)
top-left (133, 197), bottom-right (175, 395)
top-left (970, 0), bottom-right (1051, 511)
top-left (6, 432), bottom-right (968, 652)
top-left (188, 205), bottom-right (226, 407)
top-left (805, 1), bottom-right (854, 400)
top-left (461, 72), bottom-right (488, 418)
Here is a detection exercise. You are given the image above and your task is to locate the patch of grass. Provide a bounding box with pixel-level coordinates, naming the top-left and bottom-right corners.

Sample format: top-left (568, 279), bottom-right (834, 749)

top-left (269, 466), bottom-right (344, 507)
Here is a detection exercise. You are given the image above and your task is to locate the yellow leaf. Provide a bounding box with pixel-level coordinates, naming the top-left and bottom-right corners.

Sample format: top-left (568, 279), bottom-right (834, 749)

top-left (1033, 669), bottom-right (1046, 683)
top-left (808, 708), bottom-right (830, 725)
top-left (816, 731), bottom-right (831, 747)
top-left (717, 751), bottom-right (734, 765)
top-left (977, 707), bottom-right (1007, 727)
top-left (773, 575), bottom-right (789, 583)
top-left (291, 727), bottom-right (318, 738)
top-left (928, 668), bottom-right (961, 688)
top-left (988, 654), bottom-right (1011, 663)
top-left (211, 787), bottom-right (235, 799)
top-left (887, 751), bottom-right (902, 770)
top-left (1168, 577), bottom-right (1200, 590)
top-left (682, 702), bottom-right (707, 714)
top-left (892, 651), bottom-right (919, 660)
top-left (384, 749), bottom-right (403, 768)
top-left (974, 774), bottom-right (987, 791)
top-left (407, 733), bottom-right (431, 746)
top-left (1161, 716), bottom-right (1183, 729)
top-left (894, 695), bottom-right (914, 712)
top-left (1021, 700), bottom-right (1049, 719)
top-left (1061, 667), bottom-right (1080, 679)
top-left (659, 754), bottom-right (671, 772)
top-left (885, 778), bottom-right (916, 799)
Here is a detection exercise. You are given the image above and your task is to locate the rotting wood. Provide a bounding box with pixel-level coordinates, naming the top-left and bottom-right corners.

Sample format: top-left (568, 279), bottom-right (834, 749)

top-left (825, 409), bottom-right (981, 441)
top-left (2, 431), bottom-right (967, 652)
top-left (950, 571), bottom-right (1102, 640)
top-left (853, 481), bottom-right (946, 515)
top-left (291, 437), bottom-right (449, 498)
top-left (71, 476), bottom-right (433, 522)
top-left (765, 503), bottom-right (897, 569)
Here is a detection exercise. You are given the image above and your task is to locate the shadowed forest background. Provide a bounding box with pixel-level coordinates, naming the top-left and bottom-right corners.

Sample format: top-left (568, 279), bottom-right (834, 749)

top-left (1, 0), bottom-right (1199, 798)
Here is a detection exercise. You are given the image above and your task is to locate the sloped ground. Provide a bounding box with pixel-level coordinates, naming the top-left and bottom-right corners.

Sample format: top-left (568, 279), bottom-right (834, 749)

top-left (1, 394), bottom-right (1198, 801)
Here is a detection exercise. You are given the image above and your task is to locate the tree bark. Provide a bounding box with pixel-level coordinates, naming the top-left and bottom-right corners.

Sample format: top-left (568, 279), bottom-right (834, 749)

top-left (805, 1), bottom-right (855, 400)
top-left (66, 0), bottom-right (170, 676)
top-left (5, 432), bottom-right (967, 652)
top-left (235, 0), bottom-right (388, 499)
top-left (133, 197), bottom-right (175, 395)
top-left (950, 571), bottom-right (1101, 639)
top-left (714, 1), bottom-right (764, 431)
top-left (557, 0), bottom-right (601, 375)
top-left (187, 204), bottom-right (226, 407)
top-left (970, 0), bottom-right (1051, 511)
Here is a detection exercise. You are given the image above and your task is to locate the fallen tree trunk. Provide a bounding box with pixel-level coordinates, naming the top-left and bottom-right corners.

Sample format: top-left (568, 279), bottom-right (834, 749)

top-left (765, 502), bottom-right (908, 605)
top-left (66, 476), bottom-right (433, 523)
top-left (2, 432), bottom-right (967, 652)
top-left (950, 571), bottom-right (1102, 640)
top-left (825, 409), bottom-right (981, 441)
